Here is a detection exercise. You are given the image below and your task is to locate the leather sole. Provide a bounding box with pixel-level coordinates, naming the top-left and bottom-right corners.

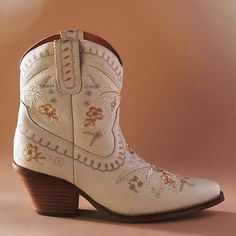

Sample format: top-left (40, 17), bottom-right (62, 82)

top-left (12, 162), bottom-right (225, 223)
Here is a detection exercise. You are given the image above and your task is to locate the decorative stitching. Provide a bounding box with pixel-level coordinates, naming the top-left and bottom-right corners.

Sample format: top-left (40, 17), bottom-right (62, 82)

top-left (20, 102), bottom-right (126, 172)
top-left (85, 73), bottom-right (100, 89)
top-left (82, 130), bottom-right (103, 146)
top-left (18, 125), bottom-right (73, 158)
top-left (115, 164), bottom-right (195, 198)
top-left (23, 143), bottom-right (47, 163)
top-left (126, 144), bottom-right (135, 154)
top-left (54, 38), bottom-right (82, 94)
top-left (82, 43), bottom-right (122, 80)
top-left (21, 49), bottom-right (53, 75)
top-left (89, 63), bottom-right (121, 91)
top-left (74, 128), bottom-right (126, 172)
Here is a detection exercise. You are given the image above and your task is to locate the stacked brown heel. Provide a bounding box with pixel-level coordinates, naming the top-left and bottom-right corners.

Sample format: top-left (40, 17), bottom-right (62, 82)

top-left (13, 162), bottom-right (79, 216)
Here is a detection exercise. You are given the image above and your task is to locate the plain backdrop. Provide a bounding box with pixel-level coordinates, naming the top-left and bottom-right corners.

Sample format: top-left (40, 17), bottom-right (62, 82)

top-left (0, 1), bottom-right (235, 235)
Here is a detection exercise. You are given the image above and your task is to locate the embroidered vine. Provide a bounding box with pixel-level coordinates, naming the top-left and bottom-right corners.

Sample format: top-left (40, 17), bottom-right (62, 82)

top-left (82, 130), bottom-right (103, 146)
top-left (21, 84), bottom-right (44, 107)
top-left (116, 163), bottom-right (195, 198)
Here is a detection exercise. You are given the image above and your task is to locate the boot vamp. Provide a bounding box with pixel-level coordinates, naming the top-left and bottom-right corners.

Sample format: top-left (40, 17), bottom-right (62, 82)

top-left (74, 138), bottom-right (220, 215)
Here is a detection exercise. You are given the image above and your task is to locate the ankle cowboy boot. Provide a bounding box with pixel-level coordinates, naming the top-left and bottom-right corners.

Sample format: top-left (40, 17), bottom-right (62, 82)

top-left (13, 29), bottom-right (224, 223)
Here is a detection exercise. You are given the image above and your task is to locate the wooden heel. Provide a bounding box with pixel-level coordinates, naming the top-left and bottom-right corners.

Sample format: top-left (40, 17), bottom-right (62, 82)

top-left (13, 162), bottom-right (79, 216)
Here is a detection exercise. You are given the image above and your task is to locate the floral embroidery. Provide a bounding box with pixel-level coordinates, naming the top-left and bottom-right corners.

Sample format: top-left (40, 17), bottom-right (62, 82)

top-left (151, 186), bottom-right (164, 198)
top-left (85, 73), bottom-right (100, 89)
top-left (21, 84), bottom-right (43, 107)
top-left (116, 162), bottom-right (195, 198)
top-left (38, 103), bottom-right (59, 121)
top-left (161, 172), bottom-right (176, 189)
top-left (128, 175), bottom-right (144, 193)
top-left (83, 74), bottom-right (100, 107)
top-left (84, 106), bottom-right (104, 127)
top-left (21, 75), bottom-right (58, 110)
top-left (23, 144), bottom-right (47, 163)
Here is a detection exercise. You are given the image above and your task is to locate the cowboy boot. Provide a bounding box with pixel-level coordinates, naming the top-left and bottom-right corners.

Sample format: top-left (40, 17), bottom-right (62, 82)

top-left (13, 29), bottom-right (224, 223)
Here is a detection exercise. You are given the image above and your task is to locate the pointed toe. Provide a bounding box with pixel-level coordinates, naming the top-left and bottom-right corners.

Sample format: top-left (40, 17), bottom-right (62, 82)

top-left (187, 177), bottom-right (221, 204)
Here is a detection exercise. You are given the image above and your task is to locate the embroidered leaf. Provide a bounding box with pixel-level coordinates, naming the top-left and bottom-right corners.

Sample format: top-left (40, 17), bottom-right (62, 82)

top-left (143, 167), bottom-right (154, 185)
top-left (100, 90), bottom-right (121, 99)
top-left (115, 165), bottom-right (151, 184)
top-left (21, 86), bottom-right (43, 106)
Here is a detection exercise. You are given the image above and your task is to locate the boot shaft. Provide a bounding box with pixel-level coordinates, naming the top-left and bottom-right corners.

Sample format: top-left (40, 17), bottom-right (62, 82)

top-left (17, 29), bottom-right (123, 155)
top-left (14, 29), bottom-right (125, 180)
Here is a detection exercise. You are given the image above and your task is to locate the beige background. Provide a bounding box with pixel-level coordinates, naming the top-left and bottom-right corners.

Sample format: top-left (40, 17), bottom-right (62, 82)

top-left (0, 0), bottom-right (235, 235)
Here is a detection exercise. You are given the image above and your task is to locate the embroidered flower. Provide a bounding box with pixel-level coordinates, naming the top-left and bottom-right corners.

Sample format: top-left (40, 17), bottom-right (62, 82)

top-left (132, 175), bottom-right (138, 182)
top-left (38, 103), bottom-right (59, 120)
top-left (116, 163), bottom-right (195, 198)
top-left (151, 185), bottom-right (164, 198)
top-left (128, 175), bottom-right (144, 193)
top-left (84, 106), bottom-right (104, 127)
top-left (137, 181), bottom-right (144, 187)
top-left (161, 172), bottom-right (176, 189)
top-left (129, 183), bottom-right (137, 192)
top-left (23, 144), bottom-right (47, 163)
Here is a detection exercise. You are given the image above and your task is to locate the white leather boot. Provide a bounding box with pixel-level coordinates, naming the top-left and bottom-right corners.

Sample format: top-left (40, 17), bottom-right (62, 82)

top-left (13, 29), bottom-right (224, 222)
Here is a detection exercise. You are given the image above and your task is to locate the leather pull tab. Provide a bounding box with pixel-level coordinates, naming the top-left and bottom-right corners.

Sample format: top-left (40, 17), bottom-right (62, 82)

top-left (54, 29), bottom-right (84, 94)
top-left (60, 29), bottom-right (84, 40)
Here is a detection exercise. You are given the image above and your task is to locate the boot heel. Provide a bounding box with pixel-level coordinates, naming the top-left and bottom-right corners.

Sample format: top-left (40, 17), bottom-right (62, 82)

top-left (13, 162), bottom-right (79, 216)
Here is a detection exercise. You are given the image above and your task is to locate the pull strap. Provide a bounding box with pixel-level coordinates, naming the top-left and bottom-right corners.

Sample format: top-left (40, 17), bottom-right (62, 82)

top-left (54, 29), bottom-right (84, 94)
